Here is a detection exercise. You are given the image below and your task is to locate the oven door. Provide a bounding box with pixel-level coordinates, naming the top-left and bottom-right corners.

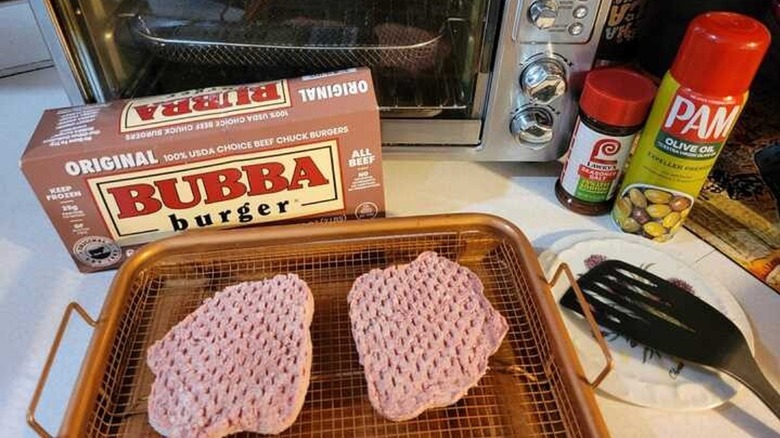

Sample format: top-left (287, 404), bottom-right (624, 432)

top-left (30, 0), bottom-right (501, 146)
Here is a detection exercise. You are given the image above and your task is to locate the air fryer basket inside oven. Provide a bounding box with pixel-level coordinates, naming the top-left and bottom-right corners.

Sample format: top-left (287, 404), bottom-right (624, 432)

top-left (130, 0), bottom-right (463, 73)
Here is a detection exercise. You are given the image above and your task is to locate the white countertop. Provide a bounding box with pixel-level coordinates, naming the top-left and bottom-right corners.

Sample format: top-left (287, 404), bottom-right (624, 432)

top-left (0, 68), bottom-right (778, 437)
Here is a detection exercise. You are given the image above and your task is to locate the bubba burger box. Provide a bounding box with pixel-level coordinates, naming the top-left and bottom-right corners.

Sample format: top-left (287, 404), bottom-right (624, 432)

top-left (22, 68), bottom-right (384, 272)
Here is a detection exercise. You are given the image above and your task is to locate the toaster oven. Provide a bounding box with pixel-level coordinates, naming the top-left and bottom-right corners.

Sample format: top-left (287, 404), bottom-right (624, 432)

top-left (30, 0), bottom-right (609, 160)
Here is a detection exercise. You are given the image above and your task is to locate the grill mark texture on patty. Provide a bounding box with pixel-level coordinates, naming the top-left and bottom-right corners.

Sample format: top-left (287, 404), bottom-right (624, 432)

top-left (146, 274), bottom-right (314, 437)
top-left (348, 251), bottom-right (508, 421)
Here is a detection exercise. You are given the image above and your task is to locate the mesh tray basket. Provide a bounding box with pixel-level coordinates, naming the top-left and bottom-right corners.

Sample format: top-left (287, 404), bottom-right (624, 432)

top-left (29, 214), bottom-right (611, 437)
top-left (128, 0), bottom-right (457, 70)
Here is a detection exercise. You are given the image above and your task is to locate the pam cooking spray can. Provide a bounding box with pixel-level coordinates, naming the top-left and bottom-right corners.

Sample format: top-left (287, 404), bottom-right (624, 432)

top-left (612, 12), bottom-right (771, 242)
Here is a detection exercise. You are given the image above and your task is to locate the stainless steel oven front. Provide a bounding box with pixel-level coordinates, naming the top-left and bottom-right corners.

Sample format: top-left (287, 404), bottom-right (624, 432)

top-left (30, 0), bottom-right (609, 161)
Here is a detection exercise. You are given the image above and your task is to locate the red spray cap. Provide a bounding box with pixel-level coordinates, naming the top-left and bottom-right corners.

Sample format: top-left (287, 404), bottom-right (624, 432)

top-left (670, 12), bottom-right (771, 96)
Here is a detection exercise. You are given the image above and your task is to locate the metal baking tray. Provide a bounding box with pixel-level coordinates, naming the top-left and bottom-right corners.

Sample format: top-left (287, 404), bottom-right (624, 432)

top-left (29, 214), bottom-right (612, 437)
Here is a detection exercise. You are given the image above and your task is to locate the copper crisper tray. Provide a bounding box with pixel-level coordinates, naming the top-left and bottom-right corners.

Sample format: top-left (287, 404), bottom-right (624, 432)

top-left (30, 214), bottom-right (610, 437)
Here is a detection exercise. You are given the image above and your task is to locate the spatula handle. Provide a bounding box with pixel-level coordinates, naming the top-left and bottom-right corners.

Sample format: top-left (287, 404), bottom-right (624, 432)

top-left (723, 352), bottom-right (780, 419)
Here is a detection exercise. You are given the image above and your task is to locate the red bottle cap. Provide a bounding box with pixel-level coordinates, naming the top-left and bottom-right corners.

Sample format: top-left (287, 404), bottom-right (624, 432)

top-left (671, 12), bottom-right (771, 96)
top-left (579, 67), bottom-right (657, 127)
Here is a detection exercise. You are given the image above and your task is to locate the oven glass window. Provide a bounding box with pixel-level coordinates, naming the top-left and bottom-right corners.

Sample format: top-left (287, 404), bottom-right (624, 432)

top-left (71, 0), bottom-right (496, 119)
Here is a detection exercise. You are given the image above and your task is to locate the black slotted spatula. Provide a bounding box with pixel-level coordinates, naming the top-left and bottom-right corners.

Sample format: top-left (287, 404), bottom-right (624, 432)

top-left (560, 259), bottom-right (780, 418)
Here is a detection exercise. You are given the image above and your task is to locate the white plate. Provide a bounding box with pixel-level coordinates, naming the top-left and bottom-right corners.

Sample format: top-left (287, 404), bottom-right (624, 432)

top-left (539, 232), bottom-right (754, 411)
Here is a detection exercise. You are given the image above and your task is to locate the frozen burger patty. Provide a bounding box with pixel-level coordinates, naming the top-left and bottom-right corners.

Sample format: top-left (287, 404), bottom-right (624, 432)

top-left (146, 274), bottom-right (314, 437)
top-left (347, 251), bottom-right (508, 421)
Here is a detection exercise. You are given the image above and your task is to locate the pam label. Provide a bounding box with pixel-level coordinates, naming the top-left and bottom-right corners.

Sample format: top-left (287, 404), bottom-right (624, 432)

top-left (661, 93), bottom-right (741, 143)
top-left (88, 141), bottom-right (343, 245)
top-left (120, 81), bottom-right (292, 132)
top-left (653, 89), bottom-right (744, 160)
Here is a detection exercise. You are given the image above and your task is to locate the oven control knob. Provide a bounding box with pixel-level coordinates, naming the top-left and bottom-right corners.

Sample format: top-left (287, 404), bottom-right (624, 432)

top-left (510, 108), bottom-right (554, 144)
top-left (520, 59), bottom-right (567, 104)
top-left (528, 0), bottom-right (560, 30)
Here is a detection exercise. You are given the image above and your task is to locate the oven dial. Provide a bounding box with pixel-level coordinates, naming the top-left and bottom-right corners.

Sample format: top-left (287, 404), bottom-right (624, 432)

top-left (510, 108), bottom-right (554, 145)
top-left (528, 0), bottom-right (560, 30)
top-left (520, 58), bottom-right (567, 104)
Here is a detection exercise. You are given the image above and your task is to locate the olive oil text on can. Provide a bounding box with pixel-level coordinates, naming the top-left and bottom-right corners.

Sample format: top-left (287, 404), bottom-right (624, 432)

top-left (612, 12), bottom-right (771, 242)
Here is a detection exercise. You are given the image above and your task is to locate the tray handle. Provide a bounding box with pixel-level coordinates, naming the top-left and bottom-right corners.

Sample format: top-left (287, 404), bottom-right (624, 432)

top-left (27, 302), bottom-right (97, 438)
top-left (550, 263), bottom-right (613, 388)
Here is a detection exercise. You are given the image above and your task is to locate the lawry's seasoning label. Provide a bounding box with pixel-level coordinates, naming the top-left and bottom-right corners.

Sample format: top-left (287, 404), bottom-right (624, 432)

top-left (559, 119), bottom-right (635, 203)
top-left (555, 67), bottom-right (656, 215)
top-left (21, 68), bottom-right (384, 272)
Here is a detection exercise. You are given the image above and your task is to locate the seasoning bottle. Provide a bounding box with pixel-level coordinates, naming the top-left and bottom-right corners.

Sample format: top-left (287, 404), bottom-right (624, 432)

top-left (594, 0), bottom-right (650, 67)
top-left (555, 67), bottom-right (656, 215)
top-left (612, 12), bottom-right (771, 242)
